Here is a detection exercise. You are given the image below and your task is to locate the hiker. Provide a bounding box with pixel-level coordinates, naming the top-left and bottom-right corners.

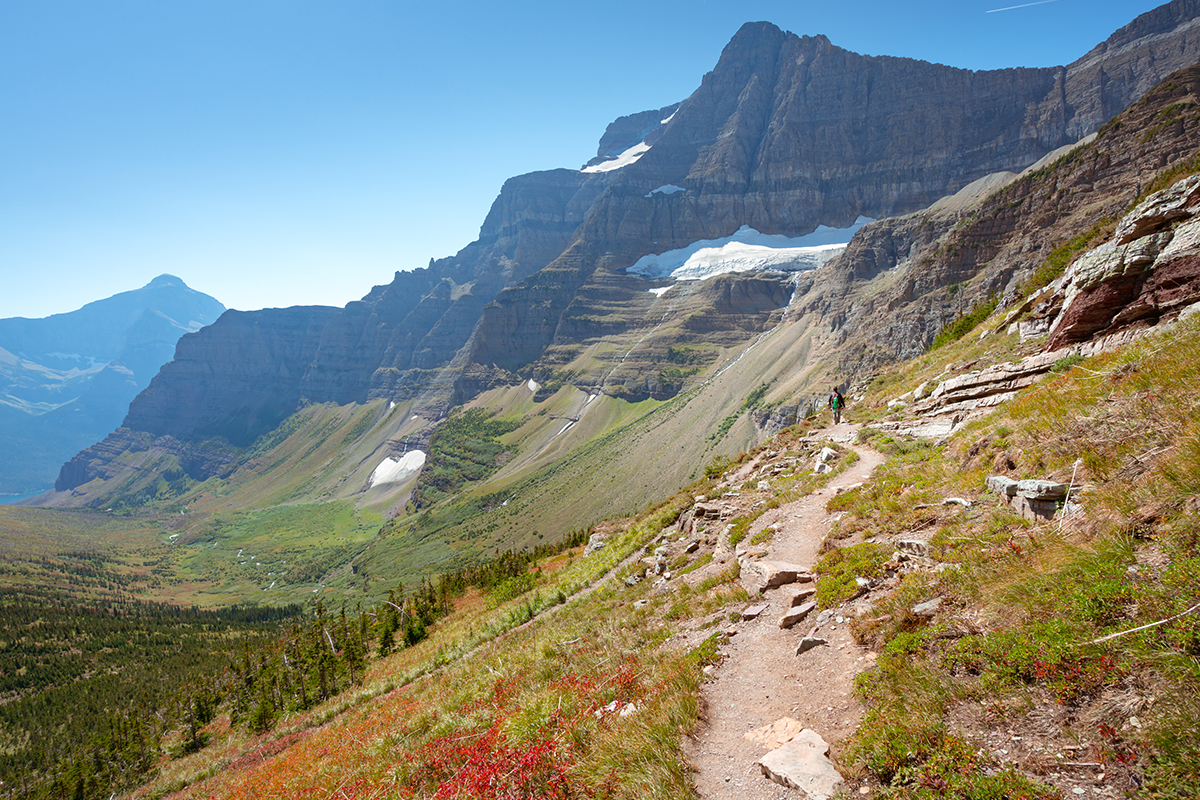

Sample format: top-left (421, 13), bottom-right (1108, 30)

top-left (828, 387), bottom-right (845, 424)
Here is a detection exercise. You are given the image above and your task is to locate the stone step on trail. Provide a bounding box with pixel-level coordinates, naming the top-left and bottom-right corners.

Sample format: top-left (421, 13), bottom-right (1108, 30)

top-left (757, 728), bottom-right (845, 799)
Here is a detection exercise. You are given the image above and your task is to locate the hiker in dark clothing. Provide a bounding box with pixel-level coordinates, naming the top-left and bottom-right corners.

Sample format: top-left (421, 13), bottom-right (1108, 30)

top-left (829, 387), bottom-right (845, 424)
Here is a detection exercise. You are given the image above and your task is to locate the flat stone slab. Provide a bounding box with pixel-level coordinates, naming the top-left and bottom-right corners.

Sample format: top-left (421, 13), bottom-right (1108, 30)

top-left (740, 559), bottom-right (812, 594)
top-left (986, 475), bottom-right (1019, 496)
top-left (780, 601), bottom-right (817, 629)
top-left (757, 560), bottom-right (812, 589)
top-left (758, 729), bottom-right (845, 799)
top-left (745, 717), bottom-right (804, 750)
top-left (912, 597), bottom-right (942, 618)
top-left (1016, 479), bottom-right (1067, 500)
top-left (742, 603), bottom-right (770, 621)
top-left (785, 585), bottom-right (817, 606)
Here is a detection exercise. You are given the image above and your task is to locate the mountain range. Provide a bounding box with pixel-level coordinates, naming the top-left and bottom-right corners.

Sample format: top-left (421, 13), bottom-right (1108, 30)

top-left (8, 5), bottom-right (1200, 796)
top-left (12, 0), bottom-right (1197, 601)
top-left (45, 1), bottom-right (1200, 503)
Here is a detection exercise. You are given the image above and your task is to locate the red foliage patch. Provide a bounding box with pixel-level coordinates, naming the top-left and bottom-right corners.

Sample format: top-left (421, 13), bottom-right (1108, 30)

top-left (225, 730), bottom-right (310, 773)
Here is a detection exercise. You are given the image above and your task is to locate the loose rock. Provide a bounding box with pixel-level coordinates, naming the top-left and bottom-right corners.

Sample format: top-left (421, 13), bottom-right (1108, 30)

top-left (742, 603), bottom-right (769, 621)
top-left (758, 729), bottom-right (845, 799)
top-left (796, 637), bottom-right (828, 655)
top-left (584, 533), bottom-right (608, 556)
top-left (785, 585), bottom-right (817, 606)
top-left (780, 601), bottom-right (817, 629)
top-left (745, 717), bottom-right (805, 750)
top-left (912, 598), bottom-right (942, 618)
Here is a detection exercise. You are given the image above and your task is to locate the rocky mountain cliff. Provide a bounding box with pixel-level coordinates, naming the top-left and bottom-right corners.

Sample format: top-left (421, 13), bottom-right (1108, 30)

top-left (799, 61), bottom-right (1200, 379)
top-left (467, 0), bottom-right (1200, 379)
top-left (0, 275), bottom-right (223, 495)
top-left (52, 0), bottom-right (1200, 496)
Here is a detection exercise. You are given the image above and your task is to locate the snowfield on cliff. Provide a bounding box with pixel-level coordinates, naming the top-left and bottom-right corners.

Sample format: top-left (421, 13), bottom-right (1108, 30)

top-left (627, 218), bottom-right (873, 282)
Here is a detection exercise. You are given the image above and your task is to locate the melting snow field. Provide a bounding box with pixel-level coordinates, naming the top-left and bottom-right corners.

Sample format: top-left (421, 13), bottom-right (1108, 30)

top-left (627, 218), bottom-right (873, 282)
top-left (368, 450), bottom-right (426, 488)
top-left (582, 142), bottom-right (651, 173)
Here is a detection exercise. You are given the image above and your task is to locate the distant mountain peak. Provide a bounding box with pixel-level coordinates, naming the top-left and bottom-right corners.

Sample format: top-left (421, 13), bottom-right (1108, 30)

top-left (146, 274), bottom-right (188, 289)
top-left (0, 276), bottom-right (226, 494)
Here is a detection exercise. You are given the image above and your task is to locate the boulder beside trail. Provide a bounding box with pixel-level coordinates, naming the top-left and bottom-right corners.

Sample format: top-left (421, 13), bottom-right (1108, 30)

top-left (744, 717), bottom-right (805, 750)
top-left (987, 475), bottom-right (1071, 520)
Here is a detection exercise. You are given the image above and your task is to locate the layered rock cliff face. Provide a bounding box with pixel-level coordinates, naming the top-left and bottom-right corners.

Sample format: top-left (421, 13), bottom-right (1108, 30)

top-left (54, 1), bottom-right (1200, 494)
top-left (470, 2), bottom-right (1200, 371)
top-left (798, 62), bottom-right (1200, 377)
top-left (585, 104), bottom-right (680, 168)
top-left (1043, 172), bottom-right (1200, 349)
top-left (1064, 0), bottom-right (1200, 138)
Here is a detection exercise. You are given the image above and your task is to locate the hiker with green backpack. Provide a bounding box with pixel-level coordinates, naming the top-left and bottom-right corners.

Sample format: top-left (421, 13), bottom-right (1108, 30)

top-left (828, 387), bottom-right (845, 424)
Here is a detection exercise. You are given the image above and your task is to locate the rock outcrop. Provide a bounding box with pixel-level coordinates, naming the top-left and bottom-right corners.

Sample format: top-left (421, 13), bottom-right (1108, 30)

top-left (757, 728), bottom-right (845, 798)
top-left (1044, 174), bottom-right (1200, 349)
top-left (873, 128), bottom-right (1200, 443)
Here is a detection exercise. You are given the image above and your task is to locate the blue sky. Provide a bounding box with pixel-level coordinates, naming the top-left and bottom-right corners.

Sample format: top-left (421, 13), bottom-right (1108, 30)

top-left (0, 0), bottom-right (1173, 318)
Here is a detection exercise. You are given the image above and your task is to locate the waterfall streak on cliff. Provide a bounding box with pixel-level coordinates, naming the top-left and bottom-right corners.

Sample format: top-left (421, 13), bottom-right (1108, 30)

top-left (600, 287), bottom-right (696, 389)
top-left (706, 280), bottom-right (799, 383)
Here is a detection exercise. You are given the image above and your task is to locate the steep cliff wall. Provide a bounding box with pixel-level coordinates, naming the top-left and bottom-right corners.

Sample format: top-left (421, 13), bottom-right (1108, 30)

top-left (798, 63), bottom-right (1200, 377)
top-left (472, 3), bottom-right (1200, 374)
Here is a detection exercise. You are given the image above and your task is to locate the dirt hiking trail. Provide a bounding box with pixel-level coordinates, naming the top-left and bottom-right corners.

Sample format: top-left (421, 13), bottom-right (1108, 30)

top-left (687, 423), bottom-right (885, 799)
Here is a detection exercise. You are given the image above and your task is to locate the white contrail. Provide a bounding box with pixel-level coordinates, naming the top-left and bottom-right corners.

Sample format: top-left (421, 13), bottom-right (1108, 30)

top-left (987, 0), bottom-right (1059, 12)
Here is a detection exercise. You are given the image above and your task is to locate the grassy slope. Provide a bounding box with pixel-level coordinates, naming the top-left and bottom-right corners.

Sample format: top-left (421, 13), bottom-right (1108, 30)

top-left (355, 313), bottom-right (832, 593)
top-left (9, 195), bottom-right (1200, 798)
top-left (831, 306), bottom-right (1200, 798)
top-left (139, 307), bottom-right (1200, 800)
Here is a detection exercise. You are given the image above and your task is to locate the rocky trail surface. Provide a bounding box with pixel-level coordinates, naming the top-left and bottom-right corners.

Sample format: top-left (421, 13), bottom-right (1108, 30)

top-left (687, 423), bottom-right (885, 799)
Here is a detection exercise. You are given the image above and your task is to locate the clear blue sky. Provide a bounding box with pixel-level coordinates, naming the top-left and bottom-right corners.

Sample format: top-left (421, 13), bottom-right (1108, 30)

top-left (0, 0), bottom-right (1172, 319)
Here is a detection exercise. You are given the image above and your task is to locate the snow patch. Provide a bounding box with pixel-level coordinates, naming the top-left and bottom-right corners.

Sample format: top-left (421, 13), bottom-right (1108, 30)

top-left (368, 450), bottom-right (427, 488)
top-left (389, 401), bottom-right (396, 410)
top-left (526, 378), bottom-right (541, 393)
top-left (645, 184), bottom-right (685, 198)
top-left (648, 286), bottom-right (673, 297)
top-left (626, 219), bottom-right (873, 282)
top-left (582, 142), bottom-right (650, 173)
top-left (660, 110), bottom-right (677, 125)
